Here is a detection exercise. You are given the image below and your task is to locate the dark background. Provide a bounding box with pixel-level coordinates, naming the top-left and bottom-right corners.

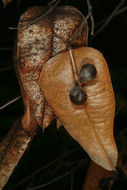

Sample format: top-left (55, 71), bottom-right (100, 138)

top-left (0, 0), bottom-right (127, 189)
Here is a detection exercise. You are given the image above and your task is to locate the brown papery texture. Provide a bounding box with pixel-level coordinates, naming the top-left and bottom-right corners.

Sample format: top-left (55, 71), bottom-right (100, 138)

top-left (40, 47), bottom-right (118, 171)
top-left (17, 6), bottom-right (88, 128)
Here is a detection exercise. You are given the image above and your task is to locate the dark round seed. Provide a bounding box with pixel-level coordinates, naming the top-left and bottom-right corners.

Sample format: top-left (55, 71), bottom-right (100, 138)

top-left (70, 86), bottom-right (87, 105)
top-left (80, 63), bottom-right (97, 82)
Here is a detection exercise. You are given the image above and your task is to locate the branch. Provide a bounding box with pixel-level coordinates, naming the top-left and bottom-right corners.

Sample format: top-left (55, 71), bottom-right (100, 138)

top-left (0, 96), bottom-right (21, 110)
top-left (0, 66), bottom-right (13, 72)
top-left (116, 6), bottom-right (127, 15)
top-left (24, 0), bottom-right (61, 26)
top-left (94, 0), bottom-right (126, 36)
top-left (27, 161), bottom-right (86, 190)
top-left (68, 0), bottom-right (94, 47)
top-left (86, 0), bottom-right (94, 35)
top-left (8, 27), bottom-right (17, 30)
top-left (0, 47), bottom-right (13, 50)
top-left (11, 147), bottom-right (80, 189)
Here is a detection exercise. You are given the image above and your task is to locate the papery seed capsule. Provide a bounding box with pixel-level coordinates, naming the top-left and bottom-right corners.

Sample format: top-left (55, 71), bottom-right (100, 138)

top-left (70, 86), bottom-right (87, 105)
top-left (80, 63), bottom-right (97, 82)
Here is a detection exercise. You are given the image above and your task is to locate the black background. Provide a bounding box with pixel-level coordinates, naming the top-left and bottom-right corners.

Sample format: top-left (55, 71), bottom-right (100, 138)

top-left (0, 0), bottom-right (127, 189)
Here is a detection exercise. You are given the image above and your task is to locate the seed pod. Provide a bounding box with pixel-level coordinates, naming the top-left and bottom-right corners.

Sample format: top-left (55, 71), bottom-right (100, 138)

top-left (17, 6), bottom-right (88, 128)
top-left (70, 86), bottom-right (87, 105)
top-left (80, 63), bottom-right (97, 82)
top-left (40, 47), bottom-right (118, 171)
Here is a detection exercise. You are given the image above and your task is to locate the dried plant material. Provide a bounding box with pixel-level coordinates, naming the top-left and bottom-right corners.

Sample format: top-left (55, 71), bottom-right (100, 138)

top-left (0, 6), bottom-right (88, 189)
top-left (42, 102), bottom-right (54, 130)
top-left (83, 158), bottom-right (121, 190)
top-left (40, 47), bottom-right (118, 171)
top-left (0, 5), bottom-right (88, 189)
top-left (17, 6), bottom-right (88, 128)
top-left (2, 0), bottom-right (12, 7)
top-left (0, 119), bottom-right (37, 189)
top-left (0, 75), bottom-right (38, 189)
top-left (0, 40), bottom-right (38, 190)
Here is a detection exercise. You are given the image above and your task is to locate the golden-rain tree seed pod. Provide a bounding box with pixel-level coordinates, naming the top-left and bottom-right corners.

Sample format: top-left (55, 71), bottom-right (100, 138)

top-left (40, 47), bottom-right (118, 171)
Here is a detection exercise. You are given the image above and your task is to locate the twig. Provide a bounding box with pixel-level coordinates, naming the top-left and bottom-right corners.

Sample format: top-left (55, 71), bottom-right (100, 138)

top-left (8, 27), bottom-right (17, 30)
top-left (11, 147), bottom-right (80, 189)
top-left (94, 0), bottom-right (126, 36)
top-left (0, 47), bottom-right (13, 50)
top-left (86, 0), bottom-right (94, 35)
top-left (0, 96), bottom-right (21, 110)
top-left (65, 159), bottom-right (87, 167)
top-left (68, 0), bottom-right (94, 46)
top-left (96, 6), bottom-right (127, 28)
top-left (27, 162), bottom-right (85, 190)
top-left (24, 0), bottom-right (61, 26)
top-left (116, 6), bottom-right (127, 15)
top-left (68, 1), bottom-right (95, 83)
top-left (68, 18), bottom-right (87, 47)
top-left (28, 171), bottom-right (71, 190)
top-left (48, 0), bottom-right (59, 6)
top-left (27, 176), bottom-right (35, 189)
top-left (0, 66), bottom-right (13, 72)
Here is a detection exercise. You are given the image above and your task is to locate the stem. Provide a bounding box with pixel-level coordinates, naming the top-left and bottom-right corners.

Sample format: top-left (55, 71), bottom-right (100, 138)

top-left (68, 48), bottom-right (79, 82)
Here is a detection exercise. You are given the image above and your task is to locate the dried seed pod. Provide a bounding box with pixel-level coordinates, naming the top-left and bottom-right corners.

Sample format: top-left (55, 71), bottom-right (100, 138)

top-left (40, 47), bottom-right (118, 171)
top-left (17, 6), bottom-right (88, 128)
top-left (70, 86), bottom-right (87, 105)
top-left (80, 63), bottom-right (97, 82)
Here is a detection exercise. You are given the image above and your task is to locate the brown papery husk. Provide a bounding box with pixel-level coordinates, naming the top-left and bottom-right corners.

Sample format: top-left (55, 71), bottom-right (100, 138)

top-left (17, 6), bottom-right (88, 128)
top-left (40, 47), bottom-right (118, 171)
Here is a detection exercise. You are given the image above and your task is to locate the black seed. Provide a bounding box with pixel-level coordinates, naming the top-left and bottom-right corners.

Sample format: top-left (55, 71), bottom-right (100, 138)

top-left (80, 63), bottom-right (97, 82)
top-left (99, 178), bottom-right (111, 190)
top-left (70, 86), bottom-right (87, 105)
